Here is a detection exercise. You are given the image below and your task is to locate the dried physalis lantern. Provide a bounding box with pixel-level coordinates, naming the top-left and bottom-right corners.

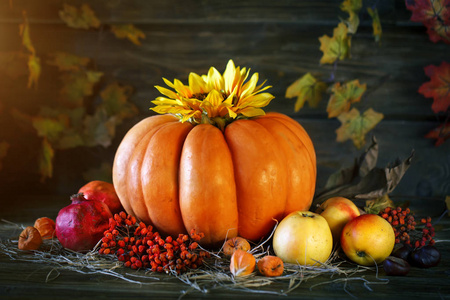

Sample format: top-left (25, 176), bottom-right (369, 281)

top-left (257, 255), bottom-right (284, 277)
top-left (34, 217), bottom-right (56, 240)
top-left (18, 226), bottom-right (42, 251)
top-left (230, 249), bottom-right (256, 277)
top-left (223, 237), bottom-right (251, 256)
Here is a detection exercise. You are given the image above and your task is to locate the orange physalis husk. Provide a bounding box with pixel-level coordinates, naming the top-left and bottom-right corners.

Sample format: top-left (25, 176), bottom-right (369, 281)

top-left (18, 226), bottom-right (43, 250)
top-left (223, 236), bottom-right (251, 256)
top-left (34, 217), bottom-right (56, 240)
top-left (257, 255), bottom-right (284, 277)
top-left (229, 249), bottom-right (256, 277)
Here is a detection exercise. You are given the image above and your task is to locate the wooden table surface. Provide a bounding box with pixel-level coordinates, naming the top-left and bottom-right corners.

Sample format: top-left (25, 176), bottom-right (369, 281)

top-left (1, 195), bottom-right (449, 300)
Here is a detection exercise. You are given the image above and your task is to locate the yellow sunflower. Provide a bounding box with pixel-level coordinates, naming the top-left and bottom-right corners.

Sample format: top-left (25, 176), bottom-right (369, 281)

top-left (151, 60), bottom-right (274, 130)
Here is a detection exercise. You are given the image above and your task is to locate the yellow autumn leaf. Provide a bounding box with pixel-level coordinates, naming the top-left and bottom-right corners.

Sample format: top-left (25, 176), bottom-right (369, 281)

top-left (27, 54), bottom-right (41, 88)
top-left (340, 0), bottom-right (362, 34)
top-left (47, 52), bottom-right (90, 71)
top-left (19, 11), bottom-right (35, 54)
top-left (327, 79), bottom-right (366, 118)
top-left (336, 108), bottom-right (384, 149)
top-left (39, 138), bottom-right (55, 182)
top-left (319, 22), bottom-right (352, 65)
top-left (367, 7), bottom-right (382, 43)
top-left (286, 73), bottom-right (327, 111)
top-left (446, 196), bottom-right (450, 216)
top-left (111, 24), bottom-right (146, 46)
top-left (59, 4), bottom-right (100, 29)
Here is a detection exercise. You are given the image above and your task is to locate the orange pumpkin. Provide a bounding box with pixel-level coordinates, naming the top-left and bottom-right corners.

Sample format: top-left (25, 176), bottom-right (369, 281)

top-left (112, 60), bottom-right (316, 247)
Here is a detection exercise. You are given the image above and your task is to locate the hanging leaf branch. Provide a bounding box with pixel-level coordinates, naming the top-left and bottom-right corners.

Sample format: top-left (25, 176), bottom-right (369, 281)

top-left (5, 3), bottom-right (143, 182)
top-left (286, 0), bottom-right (384, 149)
top-left (59, 4), bottom-right (146, 45)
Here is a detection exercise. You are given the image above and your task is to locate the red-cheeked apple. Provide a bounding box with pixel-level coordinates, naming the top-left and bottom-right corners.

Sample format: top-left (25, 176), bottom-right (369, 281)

top-left (317, 197), bottom-right (360, 243)
top-left (273, 211), bottom-right (333, 266)
top-left (340, 214), bottom-right (395, 266)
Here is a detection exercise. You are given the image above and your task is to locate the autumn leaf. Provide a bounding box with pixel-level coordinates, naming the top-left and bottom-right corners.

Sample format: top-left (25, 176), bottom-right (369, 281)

top-left (59, 4), bottom-right (101, 30)
top-left (425, 122), bottom-right (450, 146)
top-left (111, 24), bottom-right (146, 46)
top-left (367, 7), bottom-right (382, 43)
top-left (405, 0), bottom-right (450, 44)
top-left (327, 79), bottom-right (366, 118)
top-left (99, 82), bottom-right (137, 120)
top-left (336, 107), bottom-right (384, 148)
top-left (285, 73), bottom-right (327, 111)
top-left (19, 11), bottom-right (35, 55)
top-left (39, 138), bottom-right (54, 182)
top-left (83, 109), bottom-right (117, 148)
top-left (418, 61), bottom-right (450, 113)
top-left (0, 141), bottom-right (10, 172)
top-left (319, 22), bottom-right (352, 65)
top-left (47, 52), bottom-right (90, 72)
top-left (60, 70), bottom-right (103, 107)
top-left (19, 11), bottom-right (41, 88)
top-left (27, 54), bottom-right (41, 88)
top-left (314, 136), bottom-right (414, 205)
top-left (340, 0), bottom-right (362, 34)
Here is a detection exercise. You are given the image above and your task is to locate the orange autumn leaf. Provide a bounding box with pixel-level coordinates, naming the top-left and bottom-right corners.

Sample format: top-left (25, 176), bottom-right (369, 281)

top-left (418, 61), bottom-right (450, 113)
top-left (327, 79), bottom-right (366, 118)
top-left (425, 123), bottom-right (450, 146)
top-left (319, 22), bottom-right (351, 65)
top-left (111, 24), bottom-right (146, 46)
top-left (336, 108), bottom-right (383, 149)
top-left (285, 73), bottom-right (327, 111)
top-left (59, 4), bottom-right (100, 29)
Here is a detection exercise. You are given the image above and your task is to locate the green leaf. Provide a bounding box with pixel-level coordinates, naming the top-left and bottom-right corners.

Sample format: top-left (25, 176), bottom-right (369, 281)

top-left (99, 82), bottom-right (137, 120)
top-left (285, 73), bottom-right (327, 111)
top-left (47, 52), bottom-right (90, 71)
top-left (31, 116), bottom-right (67, 142)
top-left (60, 70), bottom-right (103, 107)
top-left (39, 138), bottom-right (55, 182)
top-left (0, 141), bottom-right (10, 172)
top-left (110, 24), bottom-right (146, 45)
top-left (314, 137), bottom-right (414, 206)
top-left (367, 7), bottom-right (382, 43)
top-left (319, 22), bottom-right (352, 65)
top-left (83, 109), bottom-right (117, 148)
top-left (59, 4), bottom-right (101, 29)
top-left (336, 107), bottom-right (383, 149)
top-left (327, 79), bottom-right (366, 118)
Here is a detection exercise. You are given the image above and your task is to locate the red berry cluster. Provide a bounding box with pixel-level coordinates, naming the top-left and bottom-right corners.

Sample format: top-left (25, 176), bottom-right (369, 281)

top-left (379, 207), bottom-right (435, 248)
top-left (98, 211), bottom-right (210, 274)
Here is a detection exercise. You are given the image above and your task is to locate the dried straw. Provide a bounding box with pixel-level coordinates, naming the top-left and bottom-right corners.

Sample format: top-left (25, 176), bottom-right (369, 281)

top-left (0, 219), bottom-right (389, 298)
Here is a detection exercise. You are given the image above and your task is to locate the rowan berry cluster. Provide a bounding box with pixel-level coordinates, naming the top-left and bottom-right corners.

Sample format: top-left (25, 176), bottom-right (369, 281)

top-left (379, 206), bottom-right (435, 248)
top-left (98, 211), bottom-right (210, 274)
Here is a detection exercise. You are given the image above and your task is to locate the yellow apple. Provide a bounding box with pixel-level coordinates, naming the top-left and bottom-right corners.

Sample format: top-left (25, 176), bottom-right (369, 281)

top-left (317, 197), bottom-right (360, 243)
top-left (273, 211), bottom-right (333, 266)
top-left (340, 214), bottom-right (395, 266)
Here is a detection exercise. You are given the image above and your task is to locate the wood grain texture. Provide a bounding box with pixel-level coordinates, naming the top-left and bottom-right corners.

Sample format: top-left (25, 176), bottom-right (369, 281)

top-left (0, 0), bottom-right (449, 202)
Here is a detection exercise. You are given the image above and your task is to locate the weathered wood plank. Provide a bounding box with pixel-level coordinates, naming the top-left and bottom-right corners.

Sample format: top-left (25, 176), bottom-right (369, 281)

top-left (0, 0), bottom-right (403, 26)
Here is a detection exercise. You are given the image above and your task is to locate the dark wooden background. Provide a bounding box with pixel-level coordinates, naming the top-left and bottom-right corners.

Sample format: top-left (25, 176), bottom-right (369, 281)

top-left (0, 0), bottom-right (449, 215)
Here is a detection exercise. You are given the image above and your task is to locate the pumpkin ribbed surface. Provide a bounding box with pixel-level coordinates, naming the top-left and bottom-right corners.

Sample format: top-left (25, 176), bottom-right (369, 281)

top-left (113, 111), bottom-right (316, 247)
